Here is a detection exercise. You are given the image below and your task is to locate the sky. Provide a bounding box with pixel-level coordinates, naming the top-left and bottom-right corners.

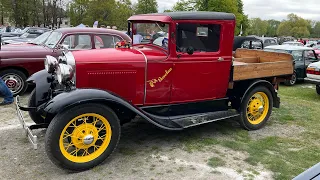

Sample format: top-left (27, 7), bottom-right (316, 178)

top-left (132, 0), bottom-right (320, 21)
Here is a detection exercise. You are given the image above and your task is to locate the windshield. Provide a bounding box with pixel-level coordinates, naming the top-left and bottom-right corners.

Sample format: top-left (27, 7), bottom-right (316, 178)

top-left (31, 31), bottom-right (51, 45)
top-left (132, 22), bottom-right (169, 49)
top-left (20, 33), bottom-right (29, 38)
top-left (44, 31), bottom-right (62, 48)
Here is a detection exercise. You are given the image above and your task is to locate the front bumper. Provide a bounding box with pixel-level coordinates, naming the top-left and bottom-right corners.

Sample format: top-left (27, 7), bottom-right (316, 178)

top-left (15, 96), bottom-right (38, 149)
top-left (304, 77), bottom-right (320, 85)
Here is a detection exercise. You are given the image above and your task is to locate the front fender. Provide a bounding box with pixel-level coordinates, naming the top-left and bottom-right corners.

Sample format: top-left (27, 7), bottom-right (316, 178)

top-left (27, 69), bottom-right (53, 106)
top-left (43, 88), bottom-right (182, 130)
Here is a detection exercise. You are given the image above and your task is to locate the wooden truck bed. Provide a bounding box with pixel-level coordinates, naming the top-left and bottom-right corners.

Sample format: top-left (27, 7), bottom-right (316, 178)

top-left (232, 49), bottom-right (294, 81)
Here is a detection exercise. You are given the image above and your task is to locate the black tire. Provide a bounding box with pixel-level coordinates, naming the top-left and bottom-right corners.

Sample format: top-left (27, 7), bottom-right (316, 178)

top-left (316, 85), bottom-right (320, 95)
top-left (0, 69), bottom-right (28, 96)
top-left (45, 103), bottom-right (121, 171)
top-left (239, 86), bottom-right (273, 130)
top-left (284, 71), bottom-right (296, 86)
top-left (28, 89), bottom-right (45, 124)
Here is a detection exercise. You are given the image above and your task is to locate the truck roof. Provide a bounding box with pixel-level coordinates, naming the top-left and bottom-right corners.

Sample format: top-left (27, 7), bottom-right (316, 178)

top-left (128, 11), bottom-right (235, 23)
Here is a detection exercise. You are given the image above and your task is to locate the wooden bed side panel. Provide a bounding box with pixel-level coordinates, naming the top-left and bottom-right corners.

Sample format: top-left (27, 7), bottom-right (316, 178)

top-left (234, 49), bottom-right (293, 63)
top-left (233, 61), bottom-right (294, 81)
top-left (233, 57), bottom-right (260, 63)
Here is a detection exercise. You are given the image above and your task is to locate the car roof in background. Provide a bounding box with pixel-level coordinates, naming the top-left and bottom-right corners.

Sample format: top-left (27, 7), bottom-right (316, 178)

top-left (265, 45), bottom-right (313, 51)
top-left (233, 36), bottom-right (262, 51)
top-left (53, 27), bottom-right (132, 41)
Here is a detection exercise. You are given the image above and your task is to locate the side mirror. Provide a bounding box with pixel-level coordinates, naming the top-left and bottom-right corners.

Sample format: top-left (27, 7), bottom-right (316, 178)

top-left (187, 46), bottom-right (194, 55)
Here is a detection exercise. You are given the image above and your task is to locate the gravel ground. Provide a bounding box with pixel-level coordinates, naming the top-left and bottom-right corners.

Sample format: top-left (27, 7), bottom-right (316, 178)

top-left (0, 93), bottom-right (273, 180)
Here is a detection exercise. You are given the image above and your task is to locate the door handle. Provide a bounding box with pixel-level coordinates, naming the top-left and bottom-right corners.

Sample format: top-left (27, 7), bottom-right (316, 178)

top-left (218, 57), bottom-right (224, 61)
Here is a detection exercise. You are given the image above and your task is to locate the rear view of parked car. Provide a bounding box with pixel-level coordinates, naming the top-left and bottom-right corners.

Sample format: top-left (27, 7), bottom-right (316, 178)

top-left (305, 61), bottom-right (320, 95)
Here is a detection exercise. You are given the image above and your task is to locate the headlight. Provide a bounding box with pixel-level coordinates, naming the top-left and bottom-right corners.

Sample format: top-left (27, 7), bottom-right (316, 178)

top-left (56, 63), bottom-right (74, 84)
top-left (45, 55), bottom-right (58, 73)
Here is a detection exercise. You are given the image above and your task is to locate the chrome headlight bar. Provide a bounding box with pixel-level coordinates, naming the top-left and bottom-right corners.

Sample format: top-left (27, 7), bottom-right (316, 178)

top-left (56, 63), bottom-right (74, 84)
top-left (44, 51), bottom-right (76, 85)
top-left (44, 55), bottom-right (59, 73)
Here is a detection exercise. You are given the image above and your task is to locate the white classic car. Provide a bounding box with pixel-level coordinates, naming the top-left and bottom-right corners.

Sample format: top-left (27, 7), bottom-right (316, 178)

top-left (305, 61), bottom-right (320, 95)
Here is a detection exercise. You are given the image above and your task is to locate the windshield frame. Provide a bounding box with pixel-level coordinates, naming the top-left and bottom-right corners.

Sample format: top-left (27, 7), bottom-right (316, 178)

top-left (44, 31), bottom-right (63, 49)
top-left (130, 21), bottom-right (170, 51)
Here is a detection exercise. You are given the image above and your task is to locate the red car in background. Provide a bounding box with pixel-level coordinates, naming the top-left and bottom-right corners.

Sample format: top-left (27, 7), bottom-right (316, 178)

top-left (0, 28), bottom-right (131, 95)
top-left (313, 44), bottom-right (320, 57)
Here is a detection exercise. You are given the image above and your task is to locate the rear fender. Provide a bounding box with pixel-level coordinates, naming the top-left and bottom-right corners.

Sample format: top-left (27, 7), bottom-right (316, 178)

top-left (241, 80), bottom-right (279, 108)
top-left (43, 88), bottom-right (182, 130)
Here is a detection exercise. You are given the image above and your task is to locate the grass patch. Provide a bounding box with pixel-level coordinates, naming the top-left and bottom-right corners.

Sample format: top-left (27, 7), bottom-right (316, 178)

top-left (207, 157), bottom-right (226, 168)
top-left (176, 84), bottom-right (320, 180)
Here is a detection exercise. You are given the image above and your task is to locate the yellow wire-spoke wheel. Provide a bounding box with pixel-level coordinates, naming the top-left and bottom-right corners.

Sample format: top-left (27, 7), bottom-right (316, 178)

top-left (246, 92), bottom-right (269, 125)
top-left (59, 113), bottom-right (112, 163)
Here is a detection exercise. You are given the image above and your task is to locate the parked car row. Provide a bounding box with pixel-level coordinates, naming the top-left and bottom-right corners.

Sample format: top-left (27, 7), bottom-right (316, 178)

top-left (0, 27), bottom-right (131, 95)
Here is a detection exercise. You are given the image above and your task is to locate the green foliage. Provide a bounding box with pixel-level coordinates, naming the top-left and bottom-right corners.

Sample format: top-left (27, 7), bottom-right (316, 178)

top-left (247, 18), bottom-right (268, 36)
top-left (277, 13), bottom-right (311, 38)
top-left (134, 0), bottom-right (158, 14)
top-left (312, 22), bottom-right (320, 38)
top-left (69, 0), bottom-right (133, 30)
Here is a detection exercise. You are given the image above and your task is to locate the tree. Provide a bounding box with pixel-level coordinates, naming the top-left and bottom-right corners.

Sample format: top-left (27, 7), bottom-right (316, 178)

top-left (134, 0), bottom-right (158, 14)
top-left (312, 22), bottom-right (320, 38)
top-left (266, 20), bottom-right (280, 37)
top-left (277, 13), bottom-right (310, 38)
top-left (247, 18), bottom-right (268, 36)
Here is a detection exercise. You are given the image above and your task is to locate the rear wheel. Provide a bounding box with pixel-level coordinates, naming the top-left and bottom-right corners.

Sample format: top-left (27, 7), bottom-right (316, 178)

top-left (284, 72), bottom-right (297, 86)
top-left (28, 89), bottom-right (45, 124)
top-left (316, 85), bottom-right (320, 95)
top-left (0, 69), bottom-right (28, 96)
top-left (239, 86), bottom-right (273, 130)
top-left (45, 103), bottom-right (121, 171)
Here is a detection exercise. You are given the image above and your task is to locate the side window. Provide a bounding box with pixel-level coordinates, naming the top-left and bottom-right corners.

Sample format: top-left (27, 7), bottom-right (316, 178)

top-left (270, 39), bottom-right (276, 44)
top-left (94, 35), bottom-right (122, 49)
top-left (176, 23), bottom-right (221, 52)
top-left (61, 34), bottom-right (92, 50)
top-left (304, 50), bottom-right (317, 60)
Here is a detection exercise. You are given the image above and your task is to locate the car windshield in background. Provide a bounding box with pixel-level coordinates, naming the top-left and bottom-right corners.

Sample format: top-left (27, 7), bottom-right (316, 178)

top-left (132, 22), bottom-right (169, 49)
top-left (30, 31), bottom-right (51, 45)
top-left (44, 31), bottom-right (62, 48)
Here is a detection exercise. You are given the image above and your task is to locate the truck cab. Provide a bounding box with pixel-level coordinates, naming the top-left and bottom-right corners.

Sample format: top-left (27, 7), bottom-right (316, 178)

top-left (15, 12), bottom-right (293, 171)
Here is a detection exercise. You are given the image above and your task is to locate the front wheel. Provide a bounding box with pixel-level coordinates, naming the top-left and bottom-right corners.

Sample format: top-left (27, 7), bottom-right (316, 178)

top-left (316, 85), bottom-right (320, 95)
top-left (239, 86), bottom-right (273, 130)
top-left (45, 103), bottom-right (121, 171)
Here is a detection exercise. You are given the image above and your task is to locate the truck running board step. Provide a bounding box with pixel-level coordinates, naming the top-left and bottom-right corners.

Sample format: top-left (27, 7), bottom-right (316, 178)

top-left (172, 111), bottom-right (240, 129)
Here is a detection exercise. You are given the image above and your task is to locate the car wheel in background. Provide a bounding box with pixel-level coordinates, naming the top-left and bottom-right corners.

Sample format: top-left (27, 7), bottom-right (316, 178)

top-left (0, 69), bottom-right (28, 96)
top-left (284, 71), bottom-right (297, 86)
top-left (316, 85), bottom-right (320, 95)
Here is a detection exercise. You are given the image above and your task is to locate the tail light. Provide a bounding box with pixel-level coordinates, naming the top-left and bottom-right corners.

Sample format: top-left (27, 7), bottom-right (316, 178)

top-left (307, 67), bottom-right (320, 75)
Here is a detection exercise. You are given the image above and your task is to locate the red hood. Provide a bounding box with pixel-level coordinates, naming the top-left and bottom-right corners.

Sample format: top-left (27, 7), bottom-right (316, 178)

top-left (73, 45), bottom-right (168, 64)
top-left (0, 44), bottom-right (47, 51)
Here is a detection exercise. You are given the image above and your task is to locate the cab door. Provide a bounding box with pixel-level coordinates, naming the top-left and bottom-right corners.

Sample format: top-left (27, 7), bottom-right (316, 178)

top-left (170, 22), bottom-right (234, 103)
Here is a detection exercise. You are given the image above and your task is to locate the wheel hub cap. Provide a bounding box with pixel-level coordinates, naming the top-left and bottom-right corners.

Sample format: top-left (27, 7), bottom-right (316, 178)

top-left (83, 135), bottom-right (94, 145)
top-left (5, 79), bottom-right (17, 88)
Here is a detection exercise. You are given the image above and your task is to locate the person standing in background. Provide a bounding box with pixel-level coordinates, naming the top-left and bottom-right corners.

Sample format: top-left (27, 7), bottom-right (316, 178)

top-left (0, 78), bottom-right (13, 106)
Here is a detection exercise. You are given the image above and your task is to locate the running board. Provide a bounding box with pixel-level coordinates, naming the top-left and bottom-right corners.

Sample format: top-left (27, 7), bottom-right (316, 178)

top-left (172, 111), bottom-right (240, 129)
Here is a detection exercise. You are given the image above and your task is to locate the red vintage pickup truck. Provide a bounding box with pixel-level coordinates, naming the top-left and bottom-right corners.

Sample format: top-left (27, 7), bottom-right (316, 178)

top-left (16, 11), bottom-right (293, 171)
